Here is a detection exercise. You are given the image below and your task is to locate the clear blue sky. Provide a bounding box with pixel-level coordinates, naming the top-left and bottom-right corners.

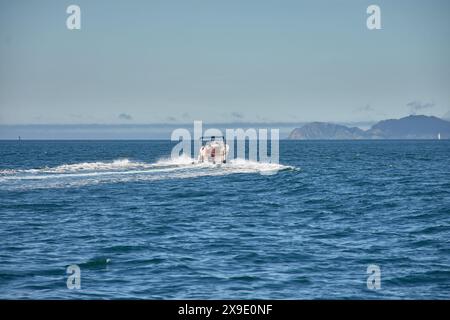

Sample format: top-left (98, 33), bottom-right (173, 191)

top-left (1, 0), bottom-right (449, 125)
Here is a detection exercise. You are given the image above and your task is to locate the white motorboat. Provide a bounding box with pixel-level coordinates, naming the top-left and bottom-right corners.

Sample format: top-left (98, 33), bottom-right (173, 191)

top-left (198, 136), bottom-right (229, 164)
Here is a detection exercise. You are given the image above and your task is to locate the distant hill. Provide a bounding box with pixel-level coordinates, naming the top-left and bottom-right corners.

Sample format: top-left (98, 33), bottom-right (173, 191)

top-left (442, 111), bottom-right (450, 121)
top-left (288, 122), bottom-right (366, 140)
top-left (288, 115), bottom-right (450, 140)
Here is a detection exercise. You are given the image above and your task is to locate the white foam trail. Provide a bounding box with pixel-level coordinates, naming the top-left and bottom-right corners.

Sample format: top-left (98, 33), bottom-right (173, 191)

top-left (0, 159), bottom-right (158, 175)
top-left (155, 156), bottom-right (292, 172)
top-left (47, 159), bottom-right (152, 173)
top-left (154, 154), bottom-right (196, 167)
top-left (0, 156), bottom-right (295, 190)
top-left (226, 158), bottom-right (291, 173)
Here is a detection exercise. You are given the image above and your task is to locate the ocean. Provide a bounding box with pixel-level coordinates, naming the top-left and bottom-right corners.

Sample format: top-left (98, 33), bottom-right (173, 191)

top-left (0, 140), bottom-right (449, 299)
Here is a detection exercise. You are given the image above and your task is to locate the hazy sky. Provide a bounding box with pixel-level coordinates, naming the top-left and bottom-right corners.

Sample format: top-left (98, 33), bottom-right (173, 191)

top-left (1, 0), bottom-right (449, 124)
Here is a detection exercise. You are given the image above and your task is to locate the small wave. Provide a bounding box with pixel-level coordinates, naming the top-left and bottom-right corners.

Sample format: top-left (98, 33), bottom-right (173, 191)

top-left (78, 257), bottom-right (112, 269)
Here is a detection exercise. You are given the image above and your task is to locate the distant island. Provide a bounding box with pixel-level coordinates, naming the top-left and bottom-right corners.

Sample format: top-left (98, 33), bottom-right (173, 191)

top-left (288, 115), bottom-right (450, 140)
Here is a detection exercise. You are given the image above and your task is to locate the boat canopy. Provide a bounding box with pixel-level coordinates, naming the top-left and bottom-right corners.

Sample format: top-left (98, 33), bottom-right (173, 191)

top-left (200, 136), bottom-right (226, 144)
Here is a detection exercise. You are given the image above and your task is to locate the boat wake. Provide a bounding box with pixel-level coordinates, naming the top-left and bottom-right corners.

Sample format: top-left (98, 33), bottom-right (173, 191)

top-left (0, 156), bottom-right (295, 190)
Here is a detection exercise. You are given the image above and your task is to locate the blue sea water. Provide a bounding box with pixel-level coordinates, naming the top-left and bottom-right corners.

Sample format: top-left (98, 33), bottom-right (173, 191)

top-left (0, 140), bottom-right (449, 299)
